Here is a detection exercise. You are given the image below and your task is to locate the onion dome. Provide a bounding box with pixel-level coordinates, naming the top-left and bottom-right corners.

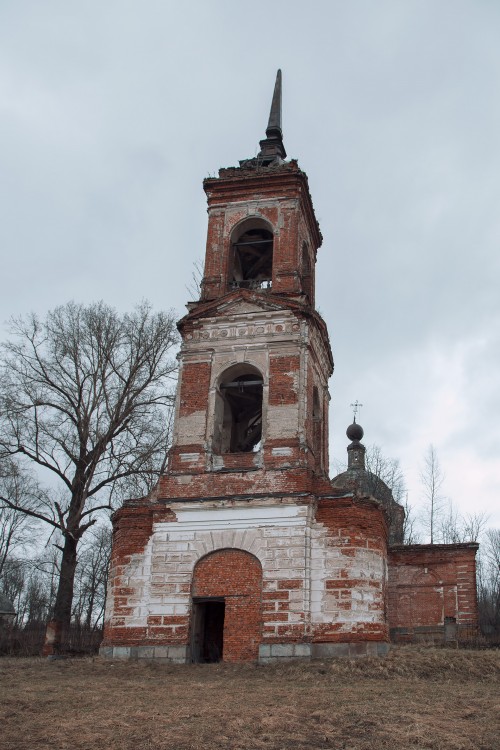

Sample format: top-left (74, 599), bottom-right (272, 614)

top-left (331, 420), bottom-right (405, 545)
top-left (346, 420), bottom-right (364, 443)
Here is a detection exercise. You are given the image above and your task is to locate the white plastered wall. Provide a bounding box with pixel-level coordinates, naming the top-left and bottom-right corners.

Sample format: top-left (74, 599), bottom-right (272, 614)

top-left (112, 500), bottom-right (387, 637)
top-left (117, 501), bottom-right (313, 630)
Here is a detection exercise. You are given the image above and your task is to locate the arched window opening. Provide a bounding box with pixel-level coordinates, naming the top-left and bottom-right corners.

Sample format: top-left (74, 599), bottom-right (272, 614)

top-left (312, 386), bottom-right (322, 467)
top-left (230, 221), bottom-right (273, 291)
top-left (301, 242), bottom-right (313, 301)
top-left (213, 368), bottom-right (263, 454)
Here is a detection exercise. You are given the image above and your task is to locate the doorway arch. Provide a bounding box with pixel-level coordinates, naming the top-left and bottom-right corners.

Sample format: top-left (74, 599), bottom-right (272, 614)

top-left (190, 548), bottom-right (262, 662)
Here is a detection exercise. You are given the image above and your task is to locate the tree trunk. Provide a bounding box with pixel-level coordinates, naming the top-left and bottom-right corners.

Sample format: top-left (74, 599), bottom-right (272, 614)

top-left (42, 534), bottom-right (78, 656)
top-left (85, 587), bottom-right (95, 630)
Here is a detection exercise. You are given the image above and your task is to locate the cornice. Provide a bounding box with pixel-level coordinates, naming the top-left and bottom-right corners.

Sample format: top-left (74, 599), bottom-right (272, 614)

top-left (203, 161), bottom-right (322, 249)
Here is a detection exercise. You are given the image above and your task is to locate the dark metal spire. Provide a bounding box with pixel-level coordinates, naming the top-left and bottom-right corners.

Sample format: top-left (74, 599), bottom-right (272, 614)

top-left (258, 69), bottom-right (287, 164)
top-left (267, 69), bottom-right (283, 137)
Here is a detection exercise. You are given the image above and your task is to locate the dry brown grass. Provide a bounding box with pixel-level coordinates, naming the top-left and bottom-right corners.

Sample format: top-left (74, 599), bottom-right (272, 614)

top-left (1, 646), bottom-right (499, 750)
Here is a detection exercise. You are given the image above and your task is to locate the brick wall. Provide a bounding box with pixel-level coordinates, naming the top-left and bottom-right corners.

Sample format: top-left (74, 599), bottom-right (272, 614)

top-left (102, 495), bottom-right (396, 658)
top-left (178, 361), bottom-right (211, 417)
top-left (269, 354), bottom-right (300, 405)
top-left (103, 501), bottom-right (313, 656)
top-left (388, 543), bottom-right (479, 642)
top-left (201, 162), bottom-right (322, 302)
top-left (311, 497), bottom-right (389, 643)
top-left (102, 151), bottom-right (478, 662)
top-left (192, 549), bottom-right (262, 661)
top-left (168, 301), bottom-right (332, 477)
top-left (102, 504), bottom-right (155, 647)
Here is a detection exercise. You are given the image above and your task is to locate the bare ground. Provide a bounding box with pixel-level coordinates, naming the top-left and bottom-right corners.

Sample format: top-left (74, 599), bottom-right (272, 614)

top-left (1, 646), bottom-right (499, 750)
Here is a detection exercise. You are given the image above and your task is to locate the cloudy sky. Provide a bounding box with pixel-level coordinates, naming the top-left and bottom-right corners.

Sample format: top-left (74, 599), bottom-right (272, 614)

top-left (1, 1), bottom-right (499, 530)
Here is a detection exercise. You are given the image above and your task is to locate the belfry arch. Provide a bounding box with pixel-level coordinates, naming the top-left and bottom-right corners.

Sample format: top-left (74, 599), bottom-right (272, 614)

top-left (229, 217), bottom-right (274, 291)
top-left (212, 363), bottom-right (264, 454)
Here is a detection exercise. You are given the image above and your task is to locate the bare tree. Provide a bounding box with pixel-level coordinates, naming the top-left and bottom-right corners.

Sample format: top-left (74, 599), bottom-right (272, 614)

top-left (185, 258), bottom-right (204, 300)
top-left (438, 500), bottom-right (462, 544)
top-left (364, 444), bottom-right (419, 544)
top-left (0, 549), bottom-right (63, 655)
top-left (439, 503), bottom-right (488, 544)
top-left (461, 512), bottom-right (489, 543)
top-left (0, 550), bottom-right (59, 628)
top-left (0, 557), bottom-right (28, 619)
top-left (0, 300), bottom-right (178, 654)
top-left (72, 525), bottom-right (112, 630)
top-left (0, 460), bottom-right (41, 577)
top-left (419, 445), bottom-right (446, 544)
top-left (477, 528), bottom-right (500, 638)
top-left (365, 444), bottom-right (406, 504)
top-left (401, 493), bottom-right (421, 545)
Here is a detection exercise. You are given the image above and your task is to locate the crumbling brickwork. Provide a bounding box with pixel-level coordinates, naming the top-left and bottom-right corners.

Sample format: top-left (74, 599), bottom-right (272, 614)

top-left (101, 87), bottom-right (478, 662)
top-left (313, 497), bottom-right (389, 643)
top-left (192, 549), bottom-right (262, 662)
top-left (388, 544), bottom-right (479, 643)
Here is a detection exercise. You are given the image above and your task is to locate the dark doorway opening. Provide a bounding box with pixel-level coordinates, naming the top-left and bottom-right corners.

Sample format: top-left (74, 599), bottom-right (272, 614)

top-left (191, 599), bottom-right (225, 663)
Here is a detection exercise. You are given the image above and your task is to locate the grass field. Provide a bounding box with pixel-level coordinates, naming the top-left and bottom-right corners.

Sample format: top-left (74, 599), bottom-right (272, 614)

top-left (1, 647), bottom-right (499, 750)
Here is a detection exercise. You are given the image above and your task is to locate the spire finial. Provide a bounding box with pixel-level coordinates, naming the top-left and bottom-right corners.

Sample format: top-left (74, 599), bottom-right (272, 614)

top-left (257, 69), bottom-right (287, 164)
top-left (347, 401), bottom-right (364, 444)
top-left (267, 69), bottom-right (283, 137)
top-left (350, 400), bottom-right (363, 421)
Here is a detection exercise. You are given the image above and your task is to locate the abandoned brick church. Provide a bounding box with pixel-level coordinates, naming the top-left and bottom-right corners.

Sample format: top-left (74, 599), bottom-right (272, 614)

top-left (101, 72), bottom-right (478, 662)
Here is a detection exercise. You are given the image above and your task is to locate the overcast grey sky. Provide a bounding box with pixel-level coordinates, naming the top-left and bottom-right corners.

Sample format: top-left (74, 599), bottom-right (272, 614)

top-left (1, 1), bottom-right (499, 528)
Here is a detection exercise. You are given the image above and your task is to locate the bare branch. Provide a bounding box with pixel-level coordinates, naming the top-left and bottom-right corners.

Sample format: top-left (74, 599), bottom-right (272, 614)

top-left (0, 494), bottom-right (60, 530)
top-left (0, 300), bottom-right (178, 649)
top-left (419, 445), bottom-right (446, 544)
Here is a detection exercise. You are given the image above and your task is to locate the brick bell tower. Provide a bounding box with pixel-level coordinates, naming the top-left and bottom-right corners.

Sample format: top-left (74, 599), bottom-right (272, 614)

top-left (101, 72), bottom-right (391, 663)
top-left (169, 69), bottom-right (332, 483)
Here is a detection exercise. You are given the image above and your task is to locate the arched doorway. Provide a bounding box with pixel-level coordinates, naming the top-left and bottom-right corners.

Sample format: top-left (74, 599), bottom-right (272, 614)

top-left (190, 549), bottom-right (262, 663)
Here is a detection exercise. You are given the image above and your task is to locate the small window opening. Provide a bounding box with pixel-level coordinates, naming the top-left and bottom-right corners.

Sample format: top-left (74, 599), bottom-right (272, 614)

top-left (214, 370), bottom-right (263, 454)
top-left (312, 387), bottom-right (321, 420)
top-left (230, 227), bottom-right (273, 291)
top-left (312, 386), bottom-right (322, 467)
top-left (301, 242), bottom-right (313, 301)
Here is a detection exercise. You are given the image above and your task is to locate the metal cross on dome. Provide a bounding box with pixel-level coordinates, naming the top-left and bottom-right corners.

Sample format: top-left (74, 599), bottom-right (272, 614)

top-left (350, 400), bottom-right (363, 421)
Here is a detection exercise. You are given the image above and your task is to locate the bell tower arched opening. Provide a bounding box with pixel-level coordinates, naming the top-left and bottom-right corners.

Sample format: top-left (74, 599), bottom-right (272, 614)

top-left (312, 386), bottom-right (323, 469)
top-left (301, 241), bottom-right (314, 303)
top-left (213, 364), bottom-right (263, 454)
top-left (229, 218), bottom-right (274, 291)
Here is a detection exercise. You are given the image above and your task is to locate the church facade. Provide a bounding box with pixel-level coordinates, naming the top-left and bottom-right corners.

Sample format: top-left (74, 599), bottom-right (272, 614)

top-left (101, 73), bottom-right (478, 663)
